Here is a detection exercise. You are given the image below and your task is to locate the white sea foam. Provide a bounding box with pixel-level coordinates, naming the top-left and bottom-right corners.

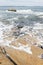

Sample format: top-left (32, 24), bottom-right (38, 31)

top-left (16, 9), bottom-right (34, 14)
top-left (35, 12), bottom-right (43, 16)
top-left (9, 43), bottom-right (32, 54)
top-left (33, 23), bottom-right (43, 29)
top-left (24, 15), bottom-right (28, 18)
top-left (16, 10), bottom-right (43, 19)
top-left (20, 26), bottom-right (30, 34)
top-left (0, 22), bottom-right (14, 46)
top-left (11, 17), bottom-right (18, 21)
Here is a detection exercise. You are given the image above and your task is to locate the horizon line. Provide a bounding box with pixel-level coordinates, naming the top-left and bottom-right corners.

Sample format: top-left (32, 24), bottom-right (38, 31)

top-left (0, 5), bottom-right (43, 6)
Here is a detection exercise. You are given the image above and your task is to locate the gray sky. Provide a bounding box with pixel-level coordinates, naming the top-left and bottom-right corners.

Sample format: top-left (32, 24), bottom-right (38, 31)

top-left (0, 0), bottom-right (43, 6)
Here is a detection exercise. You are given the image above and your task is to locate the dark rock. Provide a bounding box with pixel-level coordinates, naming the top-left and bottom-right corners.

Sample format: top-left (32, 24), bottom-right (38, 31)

top-left (41, 46), bottom-right (43, 49)
top-left (8, 9), bottom-right (16, 12)
top-left (39, 54), bottom-right (43, 59)
top-left (17, 25), bottom-right (23, 29)
top-left (38, 45), bottom-right (43, 49)
top-left (13, 31), bottom-right (20, 36)
top-left (17, 24), bottom-right (23, 29)
top-left (0, 62), bottom-right (2, 64)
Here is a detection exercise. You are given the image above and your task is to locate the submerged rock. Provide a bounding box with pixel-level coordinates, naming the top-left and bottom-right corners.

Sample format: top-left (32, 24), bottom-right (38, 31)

top-left (17, 23), bottom-right (24, 29)
top-left (17, 25), bottom-right (23, 29)
top-left (13, 32), bottom-right (20, 36)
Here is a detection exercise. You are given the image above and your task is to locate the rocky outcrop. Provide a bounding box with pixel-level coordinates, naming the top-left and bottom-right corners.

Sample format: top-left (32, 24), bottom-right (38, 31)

top-left (8, 9), bottom-right (16, 12)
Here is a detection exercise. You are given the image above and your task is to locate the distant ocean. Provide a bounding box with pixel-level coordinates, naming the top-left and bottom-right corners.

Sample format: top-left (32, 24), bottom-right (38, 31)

top-left (0, 6), bottom-right (43, 45)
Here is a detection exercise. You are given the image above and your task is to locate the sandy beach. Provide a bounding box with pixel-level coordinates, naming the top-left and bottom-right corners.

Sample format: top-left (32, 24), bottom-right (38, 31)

top-left (0, 34), bottom-right (43, 65)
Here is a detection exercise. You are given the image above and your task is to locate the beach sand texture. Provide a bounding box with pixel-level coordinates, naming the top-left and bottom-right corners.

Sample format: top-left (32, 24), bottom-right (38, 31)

top-left (0, 34), bottom-right (43, 65)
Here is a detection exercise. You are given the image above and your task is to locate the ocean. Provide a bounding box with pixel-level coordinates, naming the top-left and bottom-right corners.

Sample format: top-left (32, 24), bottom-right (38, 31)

top-left (0, 6), bottom-right (43, 25)
top-left (0, 6), bottom-right (43, 46)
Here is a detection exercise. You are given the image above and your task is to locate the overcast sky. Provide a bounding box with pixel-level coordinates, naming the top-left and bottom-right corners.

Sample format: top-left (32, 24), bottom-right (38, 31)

top-left (0, 0), bottom-right (43, 6)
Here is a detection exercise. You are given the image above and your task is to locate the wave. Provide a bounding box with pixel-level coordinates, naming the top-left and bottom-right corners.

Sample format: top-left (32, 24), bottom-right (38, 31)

top-left (20, 23), bottom-right (43, 33)
top-left (0, 9), bottom-right (43, 18)
top-left (16, 9), bottom-right (34, 14)
top-left (0, 9), bottom-right (43, 25)
top-left (6, 15), bottom-right (43, 26)
top-left (35, 12), bottom-right (43, 16)
top-left (5, 9), bottom-right (43, 19)
top-left (5, 9), bottom-right (43, 15)
top-left (5, 9), bottom-right (34, 14)
top-left (33, 23), bottom-right (43, 29)
top-left (17, 10), bottom-right (43, 17)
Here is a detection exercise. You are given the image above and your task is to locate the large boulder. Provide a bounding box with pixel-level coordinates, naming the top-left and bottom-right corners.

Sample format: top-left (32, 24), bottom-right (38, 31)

top-left (8, 9), bottom-right (16, 12)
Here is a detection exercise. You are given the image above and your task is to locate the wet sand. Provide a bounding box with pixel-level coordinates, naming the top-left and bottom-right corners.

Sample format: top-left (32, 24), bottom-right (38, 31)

top-left (4, 46), bottom-right (43, 65)
top-left (0, 34), bottom-right (43, 65)
top-left (0, 49), bottom-right (14, 65)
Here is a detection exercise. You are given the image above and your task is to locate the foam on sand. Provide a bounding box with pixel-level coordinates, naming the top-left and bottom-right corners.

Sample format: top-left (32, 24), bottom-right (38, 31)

top-left (7, 43), bottom-right (32, 54)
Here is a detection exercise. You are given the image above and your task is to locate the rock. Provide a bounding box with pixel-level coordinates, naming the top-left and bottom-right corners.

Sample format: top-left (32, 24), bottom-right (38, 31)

top-left (8, 9), bottom-right (16, 12)
top-left (0, 62), bottom-right (1, 64)
top-left (13, 32), bottom-right (20, 36)
top-left (17, 25), bottom-right (23, 29)
top-left (40, 46), bottom-right (43, 49)
top-left (38, 44), bottom-right (43, 49)
top-left (39, 54), bottom-right (43, 59)
top-left (17, 23), bottom-right (24, 29)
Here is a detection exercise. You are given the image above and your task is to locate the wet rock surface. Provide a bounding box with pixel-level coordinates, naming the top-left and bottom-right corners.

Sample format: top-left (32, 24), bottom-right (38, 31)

top-left (8, 9), bottom-right (16, 12)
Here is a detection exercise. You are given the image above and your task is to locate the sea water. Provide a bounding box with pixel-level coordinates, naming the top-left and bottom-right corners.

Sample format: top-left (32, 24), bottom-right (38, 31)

top-left (0, 6), bottom-right (43, 46)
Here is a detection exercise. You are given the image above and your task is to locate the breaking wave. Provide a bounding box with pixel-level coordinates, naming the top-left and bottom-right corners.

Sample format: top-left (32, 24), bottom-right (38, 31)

top-left (16, 9), bottom-right (34, 14)
top-left (6, 9), bottom-right (43, 16)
